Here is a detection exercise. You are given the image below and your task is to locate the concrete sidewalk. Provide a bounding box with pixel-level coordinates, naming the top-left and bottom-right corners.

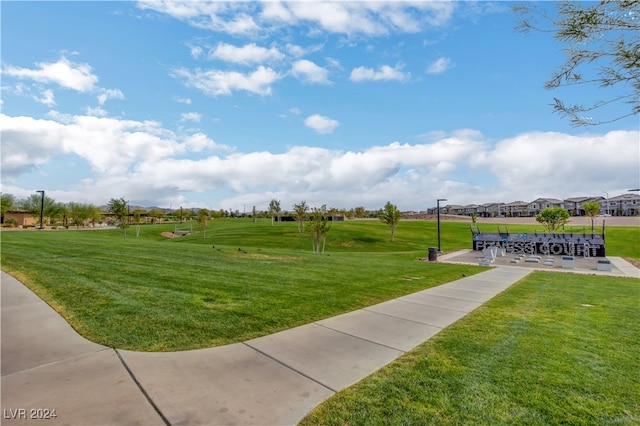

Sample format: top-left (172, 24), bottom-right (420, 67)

top-left (2, 261), bottom-right (631, 425)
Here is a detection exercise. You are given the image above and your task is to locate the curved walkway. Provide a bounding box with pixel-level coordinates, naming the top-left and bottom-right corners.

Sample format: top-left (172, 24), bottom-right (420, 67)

top-left (2, 257), bottom-right (638, 425)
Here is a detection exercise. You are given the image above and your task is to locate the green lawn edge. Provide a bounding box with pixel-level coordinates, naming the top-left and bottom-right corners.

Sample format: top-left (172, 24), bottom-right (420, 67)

top-left (300, 272), bottom-right (640, 425)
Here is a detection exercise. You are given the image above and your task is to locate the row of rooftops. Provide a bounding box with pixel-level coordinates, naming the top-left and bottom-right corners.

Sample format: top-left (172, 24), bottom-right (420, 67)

top-left (418, 193), bottom-right (640, 216)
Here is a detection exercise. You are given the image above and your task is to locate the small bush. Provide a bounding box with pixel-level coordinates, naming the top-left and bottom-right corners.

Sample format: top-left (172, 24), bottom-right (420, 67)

top-left (4, 217), bottom-right (18, 226)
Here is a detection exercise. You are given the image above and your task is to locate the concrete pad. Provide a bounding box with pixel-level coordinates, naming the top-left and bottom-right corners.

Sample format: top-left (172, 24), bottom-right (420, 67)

top-left (439, 281), bottom-right (504, 294)
top-left (1, 272), bottom-right (107, 376)
top-left (366, 300), bottom-right (468, 328)
top-left (608, 257), bottom-right (640, 278)
top-left (451, 274), bottom-right (519, 287)
top-left (1, 349), bottom-right (164, 426)
top-left (399, 293), bottom-right (483, 313)
top-left (316, 309), bottom-right (442, 352)
top-left (246, 324), bottom-right (403, 392)
top-left (119, 343), bottom-right (334, 426)
top-left (421, 286), bottom-right (495, 303)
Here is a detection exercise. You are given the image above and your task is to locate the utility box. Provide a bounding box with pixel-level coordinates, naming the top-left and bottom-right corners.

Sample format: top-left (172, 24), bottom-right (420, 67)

top-left (562, 256), bottom-right (575, 269)
top-left (596, 259), bottom-right (612, 271)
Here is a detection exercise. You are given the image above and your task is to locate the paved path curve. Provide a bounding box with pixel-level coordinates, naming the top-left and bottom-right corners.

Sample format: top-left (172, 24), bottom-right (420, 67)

top-left (2, 259), bottom-right (635, 425)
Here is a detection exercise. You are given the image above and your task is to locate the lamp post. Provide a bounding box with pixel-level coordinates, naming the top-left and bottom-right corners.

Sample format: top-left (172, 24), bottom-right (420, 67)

top-left (36, 190), bottom-right (45, 229)
top-left (602, 191), bottom-right (609, 215)
top-left (437, 198), bottom-right (447, 252)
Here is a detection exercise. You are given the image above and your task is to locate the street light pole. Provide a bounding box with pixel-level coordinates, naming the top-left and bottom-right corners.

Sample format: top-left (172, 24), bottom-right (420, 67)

top-left (437, 198), bottom-right (447, 252)
top-left (36, 190), bottom-right (45, 229)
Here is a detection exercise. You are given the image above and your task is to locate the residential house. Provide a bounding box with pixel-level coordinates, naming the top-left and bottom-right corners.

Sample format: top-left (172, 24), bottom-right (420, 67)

top-left (480, 202), bottom-right (504, 217)
top-left (503, 201), bottom-right (528, 217)
top-left (603, 193), bottom-right (640, 216)
top-left (446, 205), bottom-right (465, 215)
top-left (462, 204), bottom-right (480, 216)
top-left (527, 198), bottom-right (564, 216)
top-left (564, 196), bottom-right (605, 216)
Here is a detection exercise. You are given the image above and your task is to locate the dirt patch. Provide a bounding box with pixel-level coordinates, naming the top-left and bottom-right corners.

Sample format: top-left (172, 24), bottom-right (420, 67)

top-left (161, 231), bottom-right (182, 238)
top-left (625, 257), bottom-right (640, 269)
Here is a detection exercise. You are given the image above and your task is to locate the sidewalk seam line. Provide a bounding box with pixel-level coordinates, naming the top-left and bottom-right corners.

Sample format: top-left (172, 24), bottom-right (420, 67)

top-left (114, 349), bottom-right (171, 426)
top-left (401, 293), bottom-right (483, 308)
top-left (359, 307), bottom-right (449, 328)
top-left (313, 321), bottom-right (411, 353)
top-left (241, 342), bottom-right (338, 393)
top-left (0, 347), bottom-right (112, 378)
top-left (390, 297), bottom-right (478, 313)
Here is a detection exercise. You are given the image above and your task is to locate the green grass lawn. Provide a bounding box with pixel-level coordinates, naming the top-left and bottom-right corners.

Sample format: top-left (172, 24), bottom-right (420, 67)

top-left (0, 220), bottom-right (485, 351)
top-left (300, 272), bottom-right (640, 425)
top-left (2, 219), bottom-right (638, 422)
top-left (1, 219), bottom-right (637, 352)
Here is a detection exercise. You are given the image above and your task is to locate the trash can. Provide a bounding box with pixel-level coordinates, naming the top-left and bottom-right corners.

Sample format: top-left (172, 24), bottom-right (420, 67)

top-left (428, 247), bottom-right (438, 261)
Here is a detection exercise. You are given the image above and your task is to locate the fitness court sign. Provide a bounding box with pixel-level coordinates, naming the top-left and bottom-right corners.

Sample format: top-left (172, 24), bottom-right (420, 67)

top-left (472, 230), bottom-right (605, 257)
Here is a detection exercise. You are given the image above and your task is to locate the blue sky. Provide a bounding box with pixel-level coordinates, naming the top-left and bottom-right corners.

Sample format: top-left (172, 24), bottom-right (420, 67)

top-left (1, 1), bottom-right (638, 212)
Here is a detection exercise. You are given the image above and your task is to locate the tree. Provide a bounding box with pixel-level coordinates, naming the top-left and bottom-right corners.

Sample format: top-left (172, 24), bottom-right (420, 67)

top-left (306, 205), bottom-right (331, 255)
top-left (582, 201), bottom-right (601, 232)
top-left (354, 206), bottom-right (366, 218)
top-left (536, 207), bottom-right (571, 233)
top-left (20, 193), bottom-right (61, 227)
top-left (268, 198), bottom-right (281, 226)
top-left (1, 193), bottom-right (15, 223)
top-left (198, 208), bottom-right (210, 239)
top-left (515, 1), bottom-right (639, 126)
top-left (378, 201), bottom-right (402, 242)
top-left (68, 202), bottom-right (95, 229)
top-left (293, 200), bottom-right (309, 233)
top-left (131, 209), bottom-right (146, 237)
top-left (147, 208), bottom-right (165, 224)
top-left (107, 197), bottom-right (129, 238)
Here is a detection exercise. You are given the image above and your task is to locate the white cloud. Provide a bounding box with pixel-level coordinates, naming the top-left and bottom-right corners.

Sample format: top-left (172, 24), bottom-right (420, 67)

top-left (290, 60), bottom-right (331, 84)
top-left (137, 1), bottom-right (456, 36)
top-left (35, 89), bottom-right (55, 106)
top-left (284, 43), bottom-right (323, 58)
top-left (86, 106), bottom-right (108, 117)
top-left (97, 88), bottom-right (125, 104)
top-left (190, 45), bottom-right (203, 59)
top-left (175, 96), bottom-right (192, 104)
top-left (172, 66), bottom-right (281, 96)
top-left (470, 130), bottom-right (640, 200)
top-left (209, 42), bottom-right (285, 64)
top-left (0, 113), bottom-right (223, 180)
top-left (180, 112), bottom-right (202, 122)
top-left (182, 133), bottom-right (227, 152)
top-left (304, 114), bottom-right (339, 134)
top-left (270, 1), bottom-right (456, 36)
top-left (137, 1), bottom-right (260, 35)
top-left (349, 63), bottom-right (410, 82)
top-left (3, 111), bottom-right (637, 211)
top-left (324, 57), bottom-right (342, 70)
top-left (2, 57), bottom-right (98, 92)
top-left (427, 57), bottom-right (453, 74)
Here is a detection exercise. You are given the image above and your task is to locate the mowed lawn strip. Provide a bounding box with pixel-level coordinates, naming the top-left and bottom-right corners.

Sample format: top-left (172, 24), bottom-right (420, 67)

top-left (1, 223), bottom-right (483, 351)
top-left (300, 272), bottom-right (640, 425)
